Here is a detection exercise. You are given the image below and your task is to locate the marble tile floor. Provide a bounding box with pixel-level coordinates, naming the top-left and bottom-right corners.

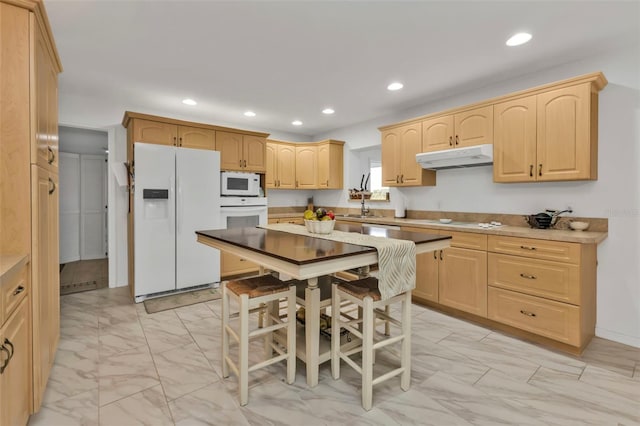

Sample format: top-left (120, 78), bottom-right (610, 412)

top-left (29, 286), bottom-right (640, 426)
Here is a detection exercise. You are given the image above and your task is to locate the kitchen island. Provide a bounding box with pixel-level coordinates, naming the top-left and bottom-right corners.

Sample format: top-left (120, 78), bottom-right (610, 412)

top-left (196, 223), bottom-right (450, 386)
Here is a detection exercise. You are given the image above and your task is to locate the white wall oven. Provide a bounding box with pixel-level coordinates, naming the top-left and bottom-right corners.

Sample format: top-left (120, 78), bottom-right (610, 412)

top-left (221, 171), bottom-right (261, 197)
top-left (220, 196), bottom-right (268, 230)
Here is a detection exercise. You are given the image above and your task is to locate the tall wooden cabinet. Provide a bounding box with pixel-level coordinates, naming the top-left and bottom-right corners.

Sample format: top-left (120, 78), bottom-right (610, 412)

top-left (0, 0), bottom-right (62, 419)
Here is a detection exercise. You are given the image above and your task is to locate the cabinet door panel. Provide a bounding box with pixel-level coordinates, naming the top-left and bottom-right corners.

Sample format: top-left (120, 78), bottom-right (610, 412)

top-left (178, 126), bottom-right (215, 150)
top-left (243, 136), bottom-right (266, 172)
top-left (132, 119), bottom-right (177, 147)
top-left (221, 252), bottom-right (259, 277)
top-left (422, 115), bottom-right (454, 152)
top-left (414, 250), bottom-right (439, 302)
top-left (381, 130), bottom-right (400, 186)
top-left (277, 144), bottom-right (296, 189)
top-left (398, 123), bottom-right (423, 186)
top-left (34, 24), bottom-right (50, 170)
top-left (47, 63), bottom-right (59, 171)
top-left (537, 84), bottom-right (591, 181)
top-left (493, 96), bottom-right (537, 182)
top-left (439, 247), bottom-right (488, 317)
top-left (295, 145), bottom-right (317, 189)
top-left (265, 143), bottom-right (277, 188)
top-left (217, 131), bottom-right (243, 171)
top-left (455, 106), bottom-right (493, 148)
top-left (48, 172), bottom-right (60, 359)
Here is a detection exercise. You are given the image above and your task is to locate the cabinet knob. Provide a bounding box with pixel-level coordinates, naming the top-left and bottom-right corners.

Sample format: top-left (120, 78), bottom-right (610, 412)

top-left (433, 251), bottom-right (437, 260)
top-left (173, 136), bottom-right (177, 146)
top-left (455, 135), bottom-right (459, 145)
top-left (243, 160), bottom-right (247, 167)
top-left (239, 160), bottom-right (243, 167)
top-left (529, 164), bottom-right (533, 177)
top-left (538, 164), bottom-right (542, 176)
top-left (520, 310), bottom-right (537, 317)
top-left (449, 136), bottom-right (453, 146)
top-left (13, 285), bottom-right (25, 296)
top-left (439, 250), bottom-right (443, 261)
top-left (400, 174), bottom-right (404, 183)
top-left (179, 137), bottom-right (183, 147)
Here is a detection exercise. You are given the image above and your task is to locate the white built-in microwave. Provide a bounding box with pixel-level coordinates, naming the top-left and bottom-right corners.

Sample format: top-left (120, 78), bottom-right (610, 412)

top-left (221, 171), bottom-right (261, 197)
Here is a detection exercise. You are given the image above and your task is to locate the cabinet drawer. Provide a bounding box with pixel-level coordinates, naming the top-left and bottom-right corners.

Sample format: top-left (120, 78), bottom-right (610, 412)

top-left (221, 252), bottom-right (259, 277)
top-left (488, 287), bottom-right (580, 346)
top-left (440, 231), bottom-right (487, 250)
top-left (488, 235), bottom-right (580, 264)
top-left (1, 264), bottom-right (28, 325)
top-left (488, 253), bottom-right (579, 305)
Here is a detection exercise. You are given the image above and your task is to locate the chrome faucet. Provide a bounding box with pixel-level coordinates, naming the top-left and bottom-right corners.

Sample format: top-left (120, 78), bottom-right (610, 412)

top-left (360, 192), bottom-right (369, 217)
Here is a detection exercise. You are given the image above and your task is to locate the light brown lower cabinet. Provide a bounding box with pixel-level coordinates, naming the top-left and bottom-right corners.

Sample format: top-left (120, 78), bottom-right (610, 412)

top-left (1, 297), bottom-right (31, 426)
top-left (406, 227), bottom-right (596, 352)
top-left (268, 217), bottom-right (304, 225)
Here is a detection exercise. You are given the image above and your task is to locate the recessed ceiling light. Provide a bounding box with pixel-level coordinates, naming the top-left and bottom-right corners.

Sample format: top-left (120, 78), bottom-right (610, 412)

top-left (244, 111), bottom-right (256, 117)
top-left (387, 82), bottom-right (404, 91)
top-left (292, 120), bottom-right (303, 126)
top-left (182, 98), bottom-right (197, 106)
top-left (506, 32), bottom-right (532, 47)
top-left (322, 108), bottom-right (335, 115)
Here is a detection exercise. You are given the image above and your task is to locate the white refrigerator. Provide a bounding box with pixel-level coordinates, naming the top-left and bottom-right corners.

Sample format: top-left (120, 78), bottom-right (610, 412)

top-left (134, 143), bottom-right (221, 301)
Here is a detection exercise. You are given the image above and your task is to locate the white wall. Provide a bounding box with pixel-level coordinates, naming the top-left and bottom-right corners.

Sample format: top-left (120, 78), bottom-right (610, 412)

top-left (310, 45), bottom-right (640, 347)
top-left (59, 126), bottom-right (108, 155)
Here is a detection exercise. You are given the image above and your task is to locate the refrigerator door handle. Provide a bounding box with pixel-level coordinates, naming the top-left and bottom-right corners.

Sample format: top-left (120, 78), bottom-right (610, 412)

top-left (177, 179), bottom-right (183, 234)
top-left (169, 176), bottom-right (175, 235)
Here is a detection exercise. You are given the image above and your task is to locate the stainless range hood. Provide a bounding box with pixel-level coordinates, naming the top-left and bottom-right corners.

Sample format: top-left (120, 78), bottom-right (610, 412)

top-left (416, 144), bottom-right (493, 170)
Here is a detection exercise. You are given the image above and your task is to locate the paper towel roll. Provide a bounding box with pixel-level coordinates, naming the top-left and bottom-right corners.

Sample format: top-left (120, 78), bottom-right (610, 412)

top-left (395, 197), bottom-right (406, 218)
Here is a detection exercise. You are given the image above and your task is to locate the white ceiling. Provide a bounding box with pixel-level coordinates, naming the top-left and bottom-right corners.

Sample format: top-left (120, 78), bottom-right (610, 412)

top-left (46, 0), bottom-right (639, 138)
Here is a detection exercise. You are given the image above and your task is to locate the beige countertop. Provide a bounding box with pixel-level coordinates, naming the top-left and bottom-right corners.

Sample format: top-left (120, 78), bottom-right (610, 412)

top-left (0, 254), bottom-right (29, 280)
top-left (333, 216), bottom-right (607, 244)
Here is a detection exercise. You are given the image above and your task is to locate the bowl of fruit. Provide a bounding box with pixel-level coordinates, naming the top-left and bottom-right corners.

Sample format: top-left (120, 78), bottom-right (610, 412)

top-left (303, 208), bottom-right (336, 234)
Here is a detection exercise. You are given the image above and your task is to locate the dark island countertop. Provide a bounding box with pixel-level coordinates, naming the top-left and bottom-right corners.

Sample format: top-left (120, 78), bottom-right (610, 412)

top-left (196, 223), bottom-right (449, 266)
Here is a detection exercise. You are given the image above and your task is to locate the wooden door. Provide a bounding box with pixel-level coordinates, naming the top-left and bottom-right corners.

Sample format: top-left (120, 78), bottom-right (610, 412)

top-left (414, 250), bottom-right (440, 303)
top-left (455, 105), bottom-right (493, 148)
top-left (265, 142), bottom-right (277, 188)
top-left (493, 96), bottom-right (537, 182)
top-left (381, 129), bottom-right (400, 186)
top-left (216, 131), bottom-right (243, 171)
top-left (34, 23), bottom-right (51, 170)
top-left (0, 299), bottom-right (31, 426)
top-left (277, 144), bottom-right (296, 189)
top-left (48, 171), bottom-right (60, 363)
top-left (242, 135), bottom-right (266, 172)
top-left (439, 247), bottom-right (488, 317)
top-left (537, 83), bottom-right (592, 181)
top-left (295, 145), bottom-right (317, 189)
top-left (31, 165), bottom-right (52, 409)
top-left (422, 115), bottom-right (454, 152)
top-left (46, 58), bottom-right (59, 171)
top-left (178, 126), bottom-right (215, 150)
top-left (131, 119), bottom-right (178, 147)
top-left (398, 122), bottom-right (422, 186)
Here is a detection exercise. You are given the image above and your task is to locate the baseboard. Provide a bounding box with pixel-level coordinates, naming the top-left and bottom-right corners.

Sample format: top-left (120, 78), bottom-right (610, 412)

top-left (596, 327), bottom-right (640, 348)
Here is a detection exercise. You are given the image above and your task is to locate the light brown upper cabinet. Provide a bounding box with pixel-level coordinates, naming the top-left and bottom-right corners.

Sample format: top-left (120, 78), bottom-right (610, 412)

top-left (266, 141), bottom-right (296, 189)
top-left (122, 112), bottom-right (269, 170)
top-left (217, 131), bottom-right (266, 172)
top-left (267, 139), bottom-right (344, 190)
top-left (381, 123), bottom-right (436, 187)
top-left (422, 106), bottom-right (493, 152)
top-left (317, 140), bottom-right (344, 189)
top-left (494, 82), bottom-right (599, 182)
top-left (295, 145), bottom-right (318, 189)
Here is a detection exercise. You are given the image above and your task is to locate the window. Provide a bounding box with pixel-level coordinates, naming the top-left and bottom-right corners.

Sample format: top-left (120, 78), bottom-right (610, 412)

top-left (370, 161), bottom-right (389, 200)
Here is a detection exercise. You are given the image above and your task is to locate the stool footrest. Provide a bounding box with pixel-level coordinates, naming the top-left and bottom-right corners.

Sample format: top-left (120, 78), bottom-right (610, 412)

top-left (248, 321), bottom-right (288, 338)
top-left (249, 353), bottom-right (289, 373)
top-left (340, 353), bottom-right (362, 375)
top-left (372, 367), bottom-right (405, 386)
top-left (372, 334), bottom-right (404, 350)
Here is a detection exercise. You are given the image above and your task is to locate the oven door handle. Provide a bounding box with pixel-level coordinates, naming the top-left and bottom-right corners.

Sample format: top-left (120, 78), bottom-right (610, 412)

top-left (220, 206), bottom-right (268, 214)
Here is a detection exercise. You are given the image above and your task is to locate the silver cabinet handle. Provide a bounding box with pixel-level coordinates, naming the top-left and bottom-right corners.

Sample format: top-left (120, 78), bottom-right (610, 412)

top-left (13, 285), bottom-right (25, 295)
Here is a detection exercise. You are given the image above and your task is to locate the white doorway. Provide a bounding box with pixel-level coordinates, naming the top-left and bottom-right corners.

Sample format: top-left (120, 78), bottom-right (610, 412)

top-left (81, 154), bottom-right (107, 259)
top-left (59, 153), bottom-right (81, 263)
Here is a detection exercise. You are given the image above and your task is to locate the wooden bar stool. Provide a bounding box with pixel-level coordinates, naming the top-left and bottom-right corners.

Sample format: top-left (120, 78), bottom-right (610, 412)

top-left (330, 277), bottom-right (411, 411)
top-left (221, 275), bottom-right (296, 406)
